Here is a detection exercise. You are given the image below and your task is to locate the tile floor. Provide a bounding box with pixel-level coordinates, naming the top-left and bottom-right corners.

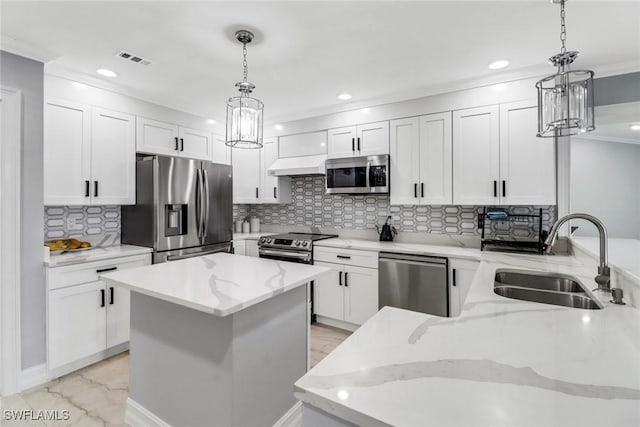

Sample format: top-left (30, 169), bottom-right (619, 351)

top-left (0, 323), bottom-right (351, 427)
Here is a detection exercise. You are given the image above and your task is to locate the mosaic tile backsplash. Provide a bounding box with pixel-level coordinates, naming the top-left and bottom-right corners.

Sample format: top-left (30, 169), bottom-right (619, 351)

top-left (234, 176), bottom-right (556, 238)
top-left (44, 206), bottom-right (121, 246)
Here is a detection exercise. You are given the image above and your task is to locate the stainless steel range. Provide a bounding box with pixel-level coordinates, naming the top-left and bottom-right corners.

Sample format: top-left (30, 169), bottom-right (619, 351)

top-left (258, 233), bottom-right (337, 264)
top-left (258, 232), bottom-right (337, 323)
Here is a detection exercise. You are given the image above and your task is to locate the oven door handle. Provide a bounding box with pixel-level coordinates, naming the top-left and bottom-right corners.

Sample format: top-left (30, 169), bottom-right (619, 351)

top-left (259, 248), bottom-right (311, 261)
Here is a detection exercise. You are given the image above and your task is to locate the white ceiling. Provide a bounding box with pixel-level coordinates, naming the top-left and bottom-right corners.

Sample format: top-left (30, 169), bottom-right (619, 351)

top-left (2, 1), bottom-right (640, 124)
top-left (587, 102), bottom-right (640, 144)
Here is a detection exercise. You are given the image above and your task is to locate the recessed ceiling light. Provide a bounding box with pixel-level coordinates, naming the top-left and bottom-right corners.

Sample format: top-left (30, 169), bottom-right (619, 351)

top-left (274, 124), bottom-right (284, 131)
top-left (488, 60), bottom-right (510, 70)
top-left (207, 119), bottom-right (216, 124)
top-left (337, 93), bottom-right (352, 101)
top-left (630, 124), bottom-right (640, 131)
top-left (96, 68), bottom-right (118, 78)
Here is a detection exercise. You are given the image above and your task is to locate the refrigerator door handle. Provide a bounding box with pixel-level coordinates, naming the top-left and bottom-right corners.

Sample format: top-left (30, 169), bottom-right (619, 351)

top-left (202, 168), bottom-right (210, 239)
top-left (195, 168), bottom-right (203, 239)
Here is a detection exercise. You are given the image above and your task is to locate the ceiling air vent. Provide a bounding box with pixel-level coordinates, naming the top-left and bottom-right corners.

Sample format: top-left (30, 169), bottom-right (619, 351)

top-left (116, 50), bottom-right (151, 66)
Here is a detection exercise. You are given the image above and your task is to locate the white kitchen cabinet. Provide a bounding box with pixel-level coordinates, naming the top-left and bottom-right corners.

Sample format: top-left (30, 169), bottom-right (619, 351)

top-left (136, 117), bottom-right (213, 161)
top-left (234, 240), bottom-right (246, 256)
top-left (278, 131), bottom-right (327, 158)
top-left (327, 121), bottom-right (389, 159)
top-left (90, 108), bottom-right (136, 205)
top-left (47, 254), bottom-right (151, 371)
top-left (44, 98), bottom-right (91, 205)
top-left (453, 105), bottom-right (501, 205)
top-left (232, 147), bottom-right (261, 203)
top-left (499, 101), bottom-right (556, 205)
top-left (448, 258), bottom-right (479, 317)
top-left (260, 138), bottom-right (291, 204)
top-left (212, 134), bottom-right (232, 165)
top-left (313, 248), bottom-right (379, 327)
top-left (44, 99), bottom-right (136, 205)
top-left (390, 112), bottom-right (452, 205)
top-left (245, 239), bottom-right (259, 257)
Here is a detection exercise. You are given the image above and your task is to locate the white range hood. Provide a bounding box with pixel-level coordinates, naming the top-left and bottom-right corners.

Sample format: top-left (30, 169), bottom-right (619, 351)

top-left (267, 154), bottom-right (327, 176)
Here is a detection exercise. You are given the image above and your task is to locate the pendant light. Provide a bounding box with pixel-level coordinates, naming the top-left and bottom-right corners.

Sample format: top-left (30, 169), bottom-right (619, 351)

top-left (536, 0), bottom-right (595, 138)
top-left (226, 30), bottom-right (264, 149)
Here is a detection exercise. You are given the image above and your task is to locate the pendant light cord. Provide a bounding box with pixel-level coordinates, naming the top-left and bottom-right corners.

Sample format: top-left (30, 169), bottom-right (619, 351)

top-left (242, 43), bottom-right (248, 84)
top-left (560, 0), bottom-right (567, 54)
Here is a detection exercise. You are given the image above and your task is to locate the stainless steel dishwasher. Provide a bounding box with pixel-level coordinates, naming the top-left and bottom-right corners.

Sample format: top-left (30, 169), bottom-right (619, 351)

top-left (379, 252), bottom-right (449, 317)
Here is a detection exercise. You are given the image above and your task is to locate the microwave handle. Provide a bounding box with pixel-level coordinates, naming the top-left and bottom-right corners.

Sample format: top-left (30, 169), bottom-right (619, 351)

top-left (366, 161), bottom-right (371, 190)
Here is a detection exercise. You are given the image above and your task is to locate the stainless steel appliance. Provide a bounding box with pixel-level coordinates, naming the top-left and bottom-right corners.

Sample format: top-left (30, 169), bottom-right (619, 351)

top-left (122, 155), bottom-right (233, 263)
top-left (258, 232), bottom-right (337, 322)
top-left (378, 252), bottom-right (449, 317)
top-left (325, 154), bottom-right (389, 194)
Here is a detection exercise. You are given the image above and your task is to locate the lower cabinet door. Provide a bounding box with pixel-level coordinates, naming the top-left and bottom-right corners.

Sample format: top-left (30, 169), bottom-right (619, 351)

top-left (449, 259), bottom-right (479, 317)
top-left (106, 285), bottom-right (131, 348)
top-left (48, 281), bottom-right (107, 370)
top-left (245, 240), bottom-right (259, 257)
top-left (344, 265), bottom-right (379, 325)
top-left (313, 262), bottom-right (344, 321)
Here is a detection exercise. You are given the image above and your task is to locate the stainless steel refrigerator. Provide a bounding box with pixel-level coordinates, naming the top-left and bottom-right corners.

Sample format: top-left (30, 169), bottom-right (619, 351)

top-left (122, 155), bottom-right (233, 263)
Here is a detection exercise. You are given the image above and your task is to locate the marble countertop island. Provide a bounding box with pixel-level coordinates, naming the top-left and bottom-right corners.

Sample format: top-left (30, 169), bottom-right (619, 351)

top-left (44, 244), bottom-right (152, 267)
top-left (295, 250), bottom-right (640, 426)
top-left (100, 252), bottom-right (330, 316)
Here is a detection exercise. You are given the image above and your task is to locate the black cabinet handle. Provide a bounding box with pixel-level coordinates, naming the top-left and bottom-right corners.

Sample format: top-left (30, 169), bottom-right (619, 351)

top-left (85, 180), bottom-right (90, 197)
top-left (351, 138), bottom-right (355, 152)
top-left (493, 180), bottom-right (497, 197)
top-left (96, 266), bottom-right (118, 273)
top-left (452, 268), bottom-right (457, 287)
top-left (273, 186), bottom-right (277, 199)
top-left (100, 289), bottom-right (105, 308)
top-left (109, 287), bottom-right (114, 305)
top-left (421, 183), bottom-right (424, 198)
top-left (357, 137), bottom-right (361, 151)
top-left (174, 137), bottom-right (179, 150)
top-left (344, 272), bottom-right (349, 287)
top-left (94, 181), bottom-right (99, 197)
top-left (414, 183), bottom-right (418, 198)
top-left (339, 271), bottom-right (343, 286)
top-left (255, 187), bottom-right (259, 199)
top-left (180, 138), bottom-right (184, 152)
top-left (502, 180), bottom-right (506, 197)
top-left (336, 255), bottom-right (351, 260)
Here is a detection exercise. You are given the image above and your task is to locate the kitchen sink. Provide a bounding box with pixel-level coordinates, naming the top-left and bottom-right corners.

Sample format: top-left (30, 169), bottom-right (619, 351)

top-left (494, 269), bottom-right (602, 310)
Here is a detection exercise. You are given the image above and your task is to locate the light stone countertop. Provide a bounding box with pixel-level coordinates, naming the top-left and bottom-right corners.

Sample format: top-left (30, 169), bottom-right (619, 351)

top-left (294, 248), bottom-right (640, 427)
top-left (233, 232), bottom-right (270, 241)
top-left (44, 244), bottom-right (152, 267)
top-left (572, 236), bottom-right (640, 282)
top-left (100, 252), bottom-right (330, 316)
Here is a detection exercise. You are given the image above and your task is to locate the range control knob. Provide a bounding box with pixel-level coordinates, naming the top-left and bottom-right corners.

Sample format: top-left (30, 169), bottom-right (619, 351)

top-left (266, 238), bottom-right (272, 243)
top-left (260, 238), bottom-right (266, 243)
top-left (302, 241), bottom-right (309, 247)
top-left (295, 241), bottom-right (301, 246)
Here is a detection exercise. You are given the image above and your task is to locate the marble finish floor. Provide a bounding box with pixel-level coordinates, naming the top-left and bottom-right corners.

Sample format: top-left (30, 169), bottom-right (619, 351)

top-left (1, 323), bottom-right (351, 427)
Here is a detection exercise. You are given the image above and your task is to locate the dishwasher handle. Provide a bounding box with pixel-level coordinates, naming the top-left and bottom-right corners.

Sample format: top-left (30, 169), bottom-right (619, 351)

top-left (379, 252), bottom-right (447, 266)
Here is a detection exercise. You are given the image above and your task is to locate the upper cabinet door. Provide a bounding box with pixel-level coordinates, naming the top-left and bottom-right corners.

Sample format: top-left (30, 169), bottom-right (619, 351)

top-left (136, 117), bottom-right (179, 156)
top-left (499, 101), bottom-right (556, 205)
top-left (357, 121), bottom-right (389, 157)
top-left (178, 127), bottom-right (212, 161)
top-left (91, 108), bottom-right (136, 205)
top-left (260, 138), bottom-right (291, 204)
top-left (327, 126), bottom-right (357, 159)
top-left (212, 134), bottom-right (232, 165)
top-left (390, 117), bottom-right (421, 205)
top-left (453, 105), bottom-right (500, 205)
top-left (419, 112), bottom-right (453, 204)
top-left (278, 131), bottom-right (327, 158)
top-left (44, 98), bottom-right (91, 206)
top-left (232, 147), bottom-right (261, 203)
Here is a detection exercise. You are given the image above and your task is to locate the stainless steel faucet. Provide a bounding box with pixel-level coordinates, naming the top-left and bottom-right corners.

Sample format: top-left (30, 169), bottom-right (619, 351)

top-left (544, 213), bottom-right (611, 292)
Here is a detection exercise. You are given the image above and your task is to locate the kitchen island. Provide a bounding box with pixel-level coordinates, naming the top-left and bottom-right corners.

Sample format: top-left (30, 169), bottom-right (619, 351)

top-left (100, 252), bottom-right (330, 427)
top-left (295, 249), bottom-right (640, 427)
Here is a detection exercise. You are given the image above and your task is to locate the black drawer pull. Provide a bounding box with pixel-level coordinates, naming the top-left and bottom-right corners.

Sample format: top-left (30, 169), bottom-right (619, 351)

top-left (94, 181), bottom-right (99, 197)
top-left (100, 289), bottom-right (105, 307)
top-left (344, 272), bottom-right (349, 287)
top-left (336, 255), bottom-right (351, 260)
top-left (452, 268), bottom-right (457, 287)
top-left (351, 138), bottom-right (355, 152)
top-left (414, 183), bottom-right (418, 198)
top-left (502, 180), bottom-right (506, 197)
top-left (255, 187), bottom-right (259, 199)
top-left (180, 138), bottom-right (184, 151)
top-left (109, 287), bottom-right (114, 305)
top-left (339, 271), bottom-right (343, 286)
top-left (357, 137), bottom-right (361, 151)
top-left (174, 137), bottom-right (179, 150)
top-left (274, 186), bottom-right (277, 199)
top-left (493, 180), bottom-right (497, 197)
top-left (96, 267), bottom-right (118, 273)
top-left (421, 183), bottom-right (424, 198)
top-left (85, 180), bottom-right (90, 197)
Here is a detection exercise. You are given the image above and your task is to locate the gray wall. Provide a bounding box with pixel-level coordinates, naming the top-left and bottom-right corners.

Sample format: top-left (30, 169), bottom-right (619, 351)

top-left (1, 51), bottom-right (45, 369)
top-left (571, 138), bottom-right (640, 239)
top-left (594, 72), bottom-right (640, 107)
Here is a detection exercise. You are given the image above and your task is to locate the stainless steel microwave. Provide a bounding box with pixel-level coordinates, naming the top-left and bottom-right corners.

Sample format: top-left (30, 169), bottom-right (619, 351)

top-left (325, 155), bottom-right (390, 194)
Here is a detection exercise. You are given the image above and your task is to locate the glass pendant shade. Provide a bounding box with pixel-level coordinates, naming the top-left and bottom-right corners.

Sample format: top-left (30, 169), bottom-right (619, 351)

top-left (225, 95), bottom-right (264, 149)
top-left (536, 69), bottom-right (594, 137)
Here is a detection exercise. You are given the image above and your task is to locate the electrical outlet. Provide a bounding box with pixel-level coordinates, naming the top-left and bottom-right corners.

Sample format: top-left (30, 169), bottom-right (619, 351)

top-left (66, 217), bottom-right (76, 229)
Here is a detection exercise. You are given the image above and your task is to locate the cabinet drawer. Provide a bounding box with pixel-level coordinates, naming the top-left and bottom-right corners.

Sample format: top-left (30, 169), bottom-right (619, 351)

top-left (314, 247), bottom-right (378, 269)
top-left (48, 254), bottom-right (150, 290)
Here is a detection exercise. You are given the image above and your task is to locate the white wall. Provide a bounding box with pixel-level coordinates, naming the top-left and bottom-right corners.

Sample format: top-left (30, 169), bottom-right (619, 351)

top-left (1, 51), bottom-right (45, 370)
top-left (571, 137), bottom-right (640, 239)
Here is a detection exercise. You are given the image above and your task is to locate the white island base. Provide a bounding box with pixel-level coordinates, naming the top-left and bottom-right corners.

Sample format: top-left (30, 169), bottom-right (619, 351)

top-left (126, 286), bottom-right (307, 427)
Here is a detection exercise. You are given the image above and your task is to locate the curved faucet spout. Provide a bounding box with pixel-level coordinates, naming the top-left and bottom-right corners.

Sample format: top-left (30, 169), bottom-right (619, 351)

top-left (544, 213), bottom-right (610, 292)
